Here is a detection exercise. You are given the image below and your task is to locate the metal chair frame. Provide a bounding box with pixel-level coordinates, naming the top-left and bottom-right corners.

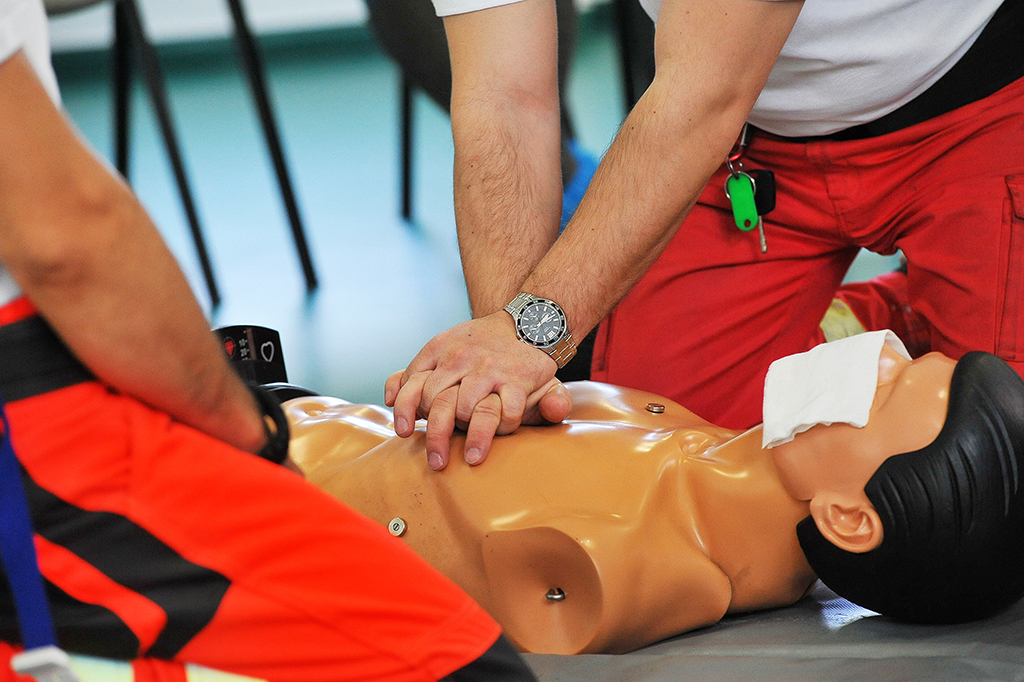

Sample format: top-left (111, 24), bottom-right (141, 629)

top-left (52, 0), bottom-right (319, 306)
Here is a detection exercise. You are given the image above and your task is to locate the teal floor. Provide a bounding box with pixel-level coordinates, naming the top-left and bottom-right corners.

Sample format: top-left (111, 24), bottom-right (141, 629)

top-left (51, 13), bottom-right (898, 404)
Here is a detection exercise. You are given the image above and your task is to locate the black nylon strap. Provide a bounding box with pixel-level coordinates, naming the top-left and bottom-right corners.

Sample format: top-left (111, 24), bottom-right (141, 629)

top-left (0, 317), bottom-right (93, 402)
top-left (250, 384), bottom-right (290, 465)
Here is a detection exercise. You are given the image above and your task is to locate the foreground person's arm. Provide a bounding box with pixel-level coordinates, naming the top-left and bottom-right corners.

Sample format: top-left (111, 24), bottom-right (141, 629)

top-left (0, 52), bottom-right (267, 455)
top-left (388, 0), bottom-right (804, 469)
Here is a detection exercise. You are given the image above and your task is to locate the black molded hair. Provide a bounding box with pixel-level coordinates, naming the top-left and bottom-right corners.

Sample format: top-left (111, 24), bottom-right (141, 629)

top-left (797, 351), bottom-right (1024, 623)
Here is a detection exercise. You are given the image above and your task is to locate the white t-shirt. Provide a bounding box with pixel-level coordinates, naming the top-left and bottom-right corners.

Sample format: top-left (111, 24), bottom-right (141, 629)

top-left (430, 0), bottom-right (1004, 137)
top-left (0, 0), bottom-right (60, 307)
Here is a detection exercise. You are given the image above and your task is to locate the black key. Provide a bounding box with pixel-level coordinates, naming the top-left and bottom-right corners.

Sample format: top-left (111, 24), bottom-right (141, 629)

top-left (749, 168), bottom-right (776, 216)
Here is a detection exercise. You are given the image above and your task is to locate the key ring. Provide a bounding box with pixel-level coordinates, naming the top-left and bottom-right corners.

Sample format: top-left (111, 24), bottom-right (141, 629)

top-left (726, 155), bottom-right (745, 178)
top-left (723, 169), bottom-right (757, 201)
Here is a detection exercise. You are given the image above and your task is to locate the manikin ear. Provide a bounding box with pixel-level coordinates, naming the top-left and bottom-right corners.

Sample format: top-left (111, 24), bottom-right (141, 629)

top-left (809, 493), bottom-right (884, 554)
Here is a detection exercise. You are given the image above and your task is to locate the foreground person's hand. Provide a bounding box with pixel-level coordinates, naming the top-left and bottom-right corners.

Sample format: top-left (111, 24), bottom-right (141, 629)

top-left (384, 312), bottom-right (573, 470)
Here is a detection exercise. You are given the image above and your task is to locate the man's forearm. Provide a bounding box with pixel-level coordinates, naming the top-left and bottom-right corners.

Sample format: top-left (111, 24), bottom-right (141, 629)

top-left (445, 0), bottom-right (563, 317)
top-left (16, 195), bottom-right (268, 455)
top-left (453, 108), bottom-right (563, 316)
top-left (505, 0), bottom-right (804, 340)
top-left (453, 81), bottom-right (746, 342)
top-left (0, 52), bottom-right (265, 454)
top-left (514, 79), bottom-right (743, 339)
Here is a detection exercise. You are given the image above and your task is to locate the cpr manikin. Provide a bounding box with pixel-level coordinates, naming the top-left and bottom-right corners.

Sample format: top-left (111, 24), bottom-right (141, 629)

top-left (285, 333), bottom-right (1024, 655)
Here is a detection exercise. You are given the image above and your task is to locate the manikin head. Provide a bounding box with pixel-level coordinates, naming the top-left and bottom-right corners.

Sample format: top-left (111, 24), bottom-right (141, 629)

top-left (773, 344), bottom-right (1024, 623)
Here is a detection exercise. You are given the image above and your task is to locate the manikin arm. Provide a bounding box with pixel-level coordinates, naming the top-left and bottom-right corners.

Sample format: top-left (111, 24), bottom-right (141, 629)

top-left (0, 52), bottom-right (266, 455)
top-left (387, 0), bottom-right (804, 469)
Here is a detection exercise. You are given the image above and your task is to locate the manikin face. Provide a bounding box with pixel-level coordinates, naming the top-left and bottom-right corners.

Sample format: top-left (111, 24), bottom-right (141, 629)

top-left (771, 345), bottom-right (956, 504)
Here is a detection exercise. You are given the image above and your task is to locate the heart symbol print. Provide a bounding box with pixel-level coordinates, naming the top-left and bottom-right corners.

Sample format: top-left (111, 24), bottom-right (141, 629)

top-left (261, 342), bottom-right (275, 362)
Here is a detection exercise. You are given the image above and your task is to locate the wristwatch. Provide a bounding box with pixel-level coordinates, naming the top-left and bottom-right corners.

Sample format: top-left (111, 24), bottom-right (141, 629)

top-left (503, 292), bottom-right (577, 368)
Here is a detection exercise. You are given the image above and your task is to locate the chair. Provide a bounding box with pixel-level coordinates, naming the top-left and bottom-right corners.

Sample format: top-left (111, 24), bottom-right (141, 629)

top-left (45, 0), bottom-right (319, 306)
top-left (400, 74), bottom-right (414, 220)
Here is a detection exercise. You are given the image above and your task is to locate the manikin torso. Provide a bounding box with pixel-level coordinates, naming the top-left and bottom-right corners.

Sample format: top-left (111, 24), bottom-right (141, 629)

top-left (285, 382), bottom-right (816, 654)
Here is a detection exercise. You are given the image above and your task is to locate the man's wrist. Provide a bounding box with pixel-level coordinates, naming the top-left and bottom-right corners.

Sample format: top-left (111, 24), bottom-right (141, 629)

top-left (503, 292), bottom-right (577, 368)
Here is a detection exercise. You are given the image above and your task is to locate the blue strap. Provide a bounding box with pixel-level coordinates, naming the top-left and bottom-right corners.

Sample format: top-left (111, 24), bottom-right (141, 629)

top-left (0, 396), bottom-right (57, 649)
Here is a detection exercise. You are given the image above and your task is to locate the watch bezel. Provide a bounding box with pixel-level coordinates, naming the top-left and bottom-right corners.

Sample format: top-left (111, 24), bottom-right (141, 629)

top-left (515, 299), bottom-right (568, 349)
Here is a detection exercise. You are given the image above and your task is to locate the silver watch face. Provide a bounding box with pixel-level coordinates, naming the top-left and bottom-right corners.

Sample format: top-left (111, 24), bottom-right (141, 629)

top-left (517, 300), bottom-right (567, 348)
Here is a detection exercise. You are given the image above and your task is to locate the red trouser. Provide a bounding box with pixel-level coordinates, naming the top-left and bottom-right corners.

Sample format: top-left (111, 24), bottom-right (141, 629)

top-left (0, 318), bottom-right (500, 680)
top-left (592, 75), bottom-right (1024, 429)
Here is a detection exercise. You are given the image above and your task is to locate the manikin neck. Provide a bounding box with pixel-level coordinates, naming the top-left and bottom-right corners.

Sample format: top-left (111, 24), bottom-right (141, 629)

top-left (687, 426), bottom-right (816, 613)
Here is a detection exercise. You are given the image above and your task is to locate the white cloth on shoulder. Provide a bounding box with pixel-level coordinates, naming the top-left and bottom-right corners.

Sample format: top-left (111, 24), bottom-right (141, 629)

top-left (762, 330), bottom-right (911, 449)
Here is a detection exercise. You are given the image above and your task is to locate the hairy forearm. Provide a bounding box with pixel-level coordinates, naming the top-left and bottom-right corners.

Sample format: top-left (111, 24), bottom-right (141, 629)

top-left (0, 53), bottom-right (265, 454)
top-left (520, 75), bottom-right (748, 337)
top-left (11, 191), bottom-right (266, 454)
top-left (517, 0), bottom-right (801, 339)
top-left (445, 0), bottom-right (563, 317)
top-left (453, 103), bottom-right (563, 316)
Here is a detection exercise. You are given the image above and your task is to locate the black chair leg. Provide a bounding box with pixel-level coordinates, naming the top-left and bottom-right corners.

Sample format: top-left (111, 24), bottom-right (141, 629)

top-left (400, 73), bottom-right (414, 221)
top-left (615, 0), bottom-right (637, 113)
top-left (614, 0), bottom-right (656, 114)
top-left (117, 0), bottom-right (221, 307)
top-left (112, 0), bottom-right (131, 176)
top-left (225, 0), bottom-right (318, 293)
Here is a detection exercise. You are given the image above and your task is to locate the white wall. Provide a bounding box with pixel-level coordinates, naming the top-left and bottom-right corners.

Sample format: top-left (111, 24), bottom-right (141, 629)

top-left (48, 0), bottom-right (369, 51)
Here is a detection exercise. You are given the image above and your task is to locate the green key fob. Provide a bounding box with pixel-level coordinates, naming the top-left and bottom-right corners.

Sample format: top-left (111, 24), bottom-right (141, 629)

top-left (725, 172), bottom-right (758, 232)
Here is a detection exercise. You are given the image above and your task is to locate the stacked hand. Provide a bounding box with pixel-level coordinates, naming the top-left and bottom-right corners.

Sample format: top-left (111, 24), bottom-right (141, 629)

top-left (385, 310), bottom-right (574, 470)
